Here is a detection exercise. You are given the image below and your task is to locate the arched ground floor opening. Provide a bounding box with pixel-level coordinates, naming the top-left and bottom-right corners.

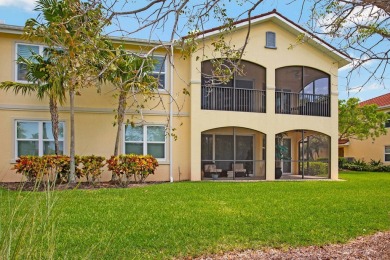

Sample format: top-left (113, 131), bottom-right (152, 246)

top-left (201, 127), bottom-right (266, 180)
top-left (276, 130), bottom-right (330, 180)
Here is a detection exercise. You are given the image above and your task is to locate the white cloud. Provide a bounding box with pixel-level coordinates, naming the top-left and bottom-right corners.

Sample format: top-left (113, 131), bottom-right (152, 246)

top-left (339, 56), bottom-right (375, 72)
top-left (0, 0), bottom-right (35, 11)
top-left (347, 82), bottom-right (382, 93)
top-left (317, 4), bottom-right (386, 34)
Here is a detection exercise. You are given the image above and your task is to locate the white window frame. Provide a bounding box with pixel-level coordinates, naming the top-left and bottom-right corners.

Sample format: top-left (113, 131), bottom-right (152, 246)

top-left (151, 55), bottom-right (167, 90)
top-left (15, 120), bottom-right (65, 159)
top-left (265, 31), bottom-right (276, 49)
top-left (385, 146), bottom-right (390, 162)
top-left (385, 112), bottom-right (390, 128)
top-left (123, 124), bottom-right (166, 161)
top-left (15, 43), bottom-right (45, 83)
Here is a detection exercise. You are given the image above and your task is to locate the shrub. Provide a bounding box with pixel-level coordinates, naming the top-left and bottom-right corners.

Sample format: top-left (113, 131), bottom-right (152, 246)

top-left (339, 157), bottom-right (347, 169)
top-left (76, 155), bottom-right (106, 184)
top-left (13, 156), bottom-right (48, 182)
top-left (340, 158), bottom-right (390, 172)
top-left (303, 161), bottom-right (328, 176)
top-left (13, 155), bottom-right (72, 183)
top-left (107, 154), bottom-right (158, 184)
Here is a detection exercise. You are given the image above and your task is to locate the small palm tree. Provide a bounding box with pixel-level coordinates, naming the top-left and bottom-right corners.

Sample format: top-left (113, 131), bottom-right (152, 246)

top-left (0, 50), bottom-right (65, 155)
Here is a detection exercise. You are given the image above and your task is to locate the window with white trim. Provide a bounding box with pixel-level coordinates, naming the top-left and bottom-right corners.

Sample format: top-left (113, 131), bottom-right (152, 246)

top-left (385, 146), bottom-right (390, 162)
top-left (15, 120), bottom-right (64, 157)
top-left (385, 112), bottom-right (390, 128)
top-left (265, 31), bottom-right (276, 49)
top-left (16, 43), bottom-right (45, 81)
top-left (124, 125), bottom-right (166, 159)
top-left (151, 56), bottom-right (166, 89)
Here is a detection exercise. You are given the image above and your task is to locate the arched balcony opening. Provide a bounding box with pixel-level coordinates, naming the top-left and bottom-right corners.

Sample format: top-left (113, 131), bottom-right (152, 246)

top-left (201, 60), bottom-right (266, 113)
top-left (275, 66), bottom-right (330, 117)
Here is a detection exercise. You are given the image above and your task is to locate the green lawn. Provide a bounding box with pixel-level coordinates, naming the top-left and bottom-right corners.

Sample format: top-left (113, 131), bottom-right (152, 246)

top-left (1, 172), bottom-right (390, 259)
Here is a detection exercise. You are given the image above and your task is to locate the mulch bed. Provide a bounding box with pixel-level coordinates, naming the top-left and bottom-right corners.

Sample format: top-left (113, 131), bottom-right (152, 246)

top-left (0, 181), bottom-right (164, 191)
top-left (195, 231), bottom-right (390, 259)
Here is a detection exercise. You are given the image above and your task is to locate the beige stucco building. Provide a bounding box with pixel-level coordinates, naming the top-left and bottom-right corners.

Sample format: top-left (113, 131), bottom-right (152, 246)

top-left (339, 93), bottom-right (390, 164)
top-left (0, 10), bottom-right (349, 182)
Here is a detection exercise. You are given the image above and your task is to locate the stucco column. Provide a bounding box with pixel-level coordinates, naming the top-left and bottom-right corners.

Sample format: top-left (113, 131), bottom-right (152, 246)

top-left (266, 131), bottom-right (276, 180)
top-left (330, 90), bottom-right (339, 180)
top-left (190, 81), bottom-right (202, 181)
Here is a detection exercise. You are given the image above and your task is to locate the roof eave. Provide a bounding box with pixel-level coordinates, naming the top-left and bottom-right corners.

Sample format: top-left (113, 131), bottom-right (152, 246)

top-left (194, 12), bottom-right (351, 69)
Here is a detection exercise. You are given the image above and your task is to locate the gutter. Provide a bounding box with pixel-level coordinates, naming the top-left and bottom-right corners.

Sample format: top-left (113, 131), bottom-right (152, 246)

top-left (169, 43), bottom-right (174, 183)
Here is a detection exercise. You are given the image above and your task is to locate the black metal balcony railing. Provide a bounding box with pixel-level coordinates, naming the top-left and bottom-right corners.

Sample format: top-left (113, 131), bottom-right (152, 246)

top-left (201, 86), bottom-right (266, 113)
top-left (275, 92), bottom-right (330, 117)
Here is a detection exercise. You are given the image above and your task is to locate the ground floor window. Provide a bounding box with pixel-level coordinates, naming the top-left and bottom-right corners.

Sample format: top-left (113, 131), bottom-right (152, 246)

top-left (124, 125), bottom-right (166, 159)
top-left (15, 120), bottom-right (64, 157)
top-left (385, 146), bottom-right (390, 162)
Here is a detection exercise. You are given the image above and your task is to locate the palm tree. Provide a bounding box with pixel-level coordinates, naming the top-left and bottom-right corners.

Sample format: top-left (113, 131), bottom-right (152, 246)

top-left (0, 51), bottom-right (66, 155)
top-left (24, 0), bottom-right (108, 183)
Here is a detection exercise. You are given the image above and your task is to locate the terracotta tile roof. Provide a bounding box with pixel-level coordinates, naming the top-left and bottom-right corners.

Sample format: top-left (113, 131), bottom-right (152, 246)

top-left (359, 93), bottom-right (390, 108)
top-left (338, 139), bottom-right (350, 145)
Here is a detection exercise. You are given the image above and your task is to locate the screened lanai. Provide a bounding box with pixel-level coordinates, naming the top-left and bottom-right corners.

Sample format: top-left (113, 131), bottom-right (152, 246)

top-left (201, 127), bottom-right (266, 180)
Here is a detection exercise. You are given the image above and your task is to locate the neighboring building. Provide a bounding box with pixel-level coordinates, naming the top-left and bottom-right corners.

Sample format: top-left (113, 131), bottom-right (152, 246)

top-left (0, 10), bottom-right (349, 182)
top-left (340, 93), bottom-right (390, 164)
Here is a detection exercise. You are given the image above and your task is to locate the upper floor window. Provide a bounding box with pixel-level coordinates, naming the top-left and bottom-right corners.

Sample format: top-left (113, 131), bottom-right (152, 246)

top-left (265, 31), bottom-right (276, 49)
top-left (16, 43), bottom-right (45, 82)
top-left (385, 146), bottom-right (390, 162)
top-left (15, 120), bottom-right (64, 158)
top-left (151, 56), bottom-right (166, 90)
top-left (124, 125), bottom-right (166, 160)
top-left (385, 112), bottom-right (390, 128)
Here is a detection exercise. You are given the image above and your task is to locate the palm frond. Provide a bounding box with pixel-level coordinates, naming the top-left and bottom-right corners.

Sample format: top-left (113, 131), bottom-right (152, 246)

top-left (0, 81), bottom-right (38, 96)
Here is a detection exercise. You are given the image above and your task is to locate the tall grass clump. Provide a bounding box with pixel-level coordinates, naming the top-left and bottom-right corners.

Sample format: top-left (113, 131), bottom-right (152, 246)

top-left (0, 179), bottom-right (59, 259)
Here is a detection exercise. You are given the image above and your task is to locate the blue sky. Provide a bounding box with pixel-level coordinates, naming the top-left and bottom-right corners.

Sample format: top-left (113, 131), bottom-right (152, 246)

top-left (0, 0), bottom-right (388, 101)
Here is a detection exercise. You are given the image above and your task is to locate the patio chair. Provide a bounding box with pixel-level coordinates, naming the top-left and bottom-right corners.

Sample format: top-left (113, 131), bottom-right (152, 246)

top-left (232, 163), bottom-right (247, 177)
top-left (204, 164), bottom-right (222, 178)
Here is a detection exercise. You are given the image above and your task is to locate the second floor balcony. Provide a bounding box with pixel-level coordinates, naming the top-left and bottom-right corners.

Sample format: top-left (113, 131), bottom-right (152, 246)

top-left (201, 86), bottom-right (266, 113)
top-left (200, 61), bottom-right (331, 117)
top-left (200, 87), bottom-right (330, 117)
top-left (275, 91), bottom-right (330, 117)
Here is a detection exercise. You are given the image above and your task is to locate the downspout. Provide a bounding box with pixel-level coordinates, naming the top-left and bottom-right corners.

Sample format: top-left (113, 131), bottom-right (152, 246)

top-left (169, 43), bottom-right (174, 183)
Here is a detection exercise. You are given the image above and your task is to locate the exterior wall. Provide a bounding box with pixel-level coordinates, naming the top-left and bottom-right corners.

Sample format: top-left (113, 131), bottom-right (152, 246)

top-left (343, 107), bottom-right (390, 164)
top-left (0, 16), bottom-right (345, 182)
top-left (190, 21), bottom-right (340, 180)
top-left (0, 31), bottom-right (191, 182)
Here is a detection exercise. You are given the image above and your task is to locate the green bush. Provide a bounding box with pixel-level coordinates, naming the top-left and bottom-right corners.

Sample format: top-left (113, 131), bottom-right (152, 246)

top-left (339, 157), bottom-right (347, 169)
top-left (303, 161), bottom-right (328, 176)
top-left (340, 158), bottom-right (390, 172)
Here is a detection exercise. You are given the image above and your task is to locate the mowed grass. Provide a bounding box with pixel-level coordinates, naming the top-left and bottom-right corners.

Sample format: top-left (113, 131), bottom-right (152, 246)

top-left (1, 172), bottom-right (390, 259)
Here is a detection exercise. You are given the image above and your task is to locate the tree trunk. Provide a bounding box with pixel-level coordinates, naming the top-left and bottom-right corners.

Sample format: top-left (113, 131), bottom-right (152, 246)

top-left (111, 91), bottom-right (127, 181)
top-left (114, 91), bottom-right (127, 156)
top-left (69, 89), bottom-right (76, 183)
top-left (49, 97), bottom-right (60, 155)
